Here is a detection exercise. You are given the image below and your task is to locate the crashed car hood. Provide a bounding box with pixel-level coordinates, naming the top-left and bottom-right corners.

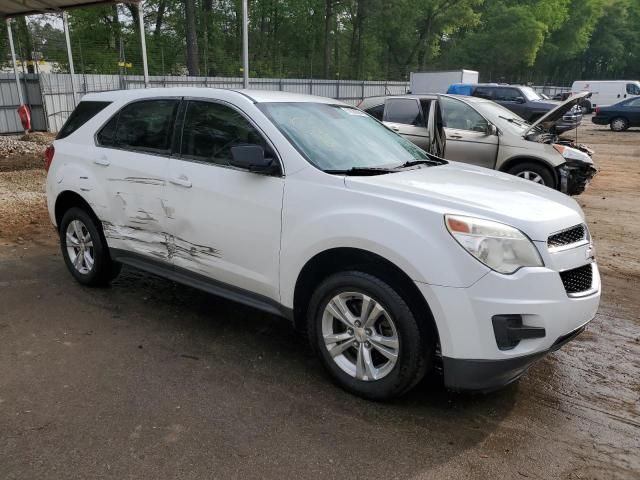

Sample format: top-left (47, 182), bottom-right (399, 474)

top-left (344, 162), bottom-right (584, 241)
top-left (522, 91), bottom-right (591, 136)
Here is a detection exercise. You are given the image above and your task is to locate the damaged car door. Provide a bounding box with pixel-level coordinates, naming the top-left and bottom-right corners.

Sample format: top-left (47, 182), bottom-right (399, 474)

top-left (163, 99), bottom-right (284, 300)
top-left (94, 98), bottom-right (179, 261)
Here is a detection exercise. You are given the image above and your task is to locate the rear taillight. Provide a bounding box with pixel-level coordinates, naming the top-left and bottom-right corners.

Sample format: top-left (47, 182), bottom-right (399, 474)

top-left (44, 145), bottom-right (55, 171)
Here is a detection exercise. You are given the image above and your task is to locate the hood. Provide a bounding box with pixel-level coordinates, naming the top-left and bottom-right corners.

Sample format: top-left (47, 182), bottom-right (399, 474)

top-left (523, 91), bottom-right (591, 136)
top-left (344, 162), bottom-right (584, 241)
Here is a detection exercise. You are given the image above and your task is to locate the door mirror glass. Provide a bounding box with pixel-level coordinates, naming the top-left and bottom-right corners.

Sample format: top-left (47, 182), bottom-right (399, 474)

top-left (230, 144), bottom-right (277, 174)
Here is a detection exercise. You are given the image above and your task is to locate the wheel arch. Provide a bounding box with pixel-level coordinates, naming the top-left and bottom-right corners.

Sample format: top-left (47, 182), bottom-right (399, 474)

top-left (499, 155), bottom-right (559, 187)
top-left (55, 190), bottom-right (100, 230)
top-left (292, 247), bottom-right (440, 346)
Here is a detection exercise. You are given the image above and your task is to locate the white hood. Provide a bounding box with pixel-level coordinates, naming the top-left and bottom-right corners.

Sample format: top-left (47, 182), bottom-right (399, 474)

top-left (344, 162), bottom-right (584, 241)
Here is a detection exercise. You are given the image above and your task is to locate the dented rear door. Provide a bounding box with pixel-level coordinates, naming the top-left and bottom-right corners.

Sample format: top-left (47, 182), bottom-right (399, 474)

top-left (94, 98), bottom-right (180, 262)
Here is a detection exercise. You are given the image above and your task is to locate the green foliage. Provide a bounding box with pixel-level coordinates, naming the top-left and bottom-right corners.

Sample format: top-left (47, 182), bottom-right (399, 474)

top-left (8, 0), bottom-right (640, 83)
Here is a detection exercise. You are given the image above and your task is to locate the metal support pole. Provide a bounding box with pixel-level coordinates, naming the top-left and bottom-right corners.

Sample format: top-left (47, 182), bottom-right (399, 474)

top-left (242, 0), bottom-right (249, 88)
top-left (6, 18), bottom-right (27, 134)
top-left (137, 1), bottom-right (150, 87)
top-left (6, 19), bottom-right (25, 106)
top-left (62, 11), bottom-right (79, 106)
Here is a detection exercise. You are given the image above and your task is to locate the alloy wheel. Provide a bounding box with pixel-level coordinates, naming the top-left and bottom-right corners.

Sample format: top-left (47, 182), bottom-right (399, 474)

top-left (321, 291), bottom-right (399, 381)
top-left (65, 219), bottom-right (95, 275)
top-left (611, 118), bottom-right (627, 132)
top-left (516, 170), bottom-right (545, 184)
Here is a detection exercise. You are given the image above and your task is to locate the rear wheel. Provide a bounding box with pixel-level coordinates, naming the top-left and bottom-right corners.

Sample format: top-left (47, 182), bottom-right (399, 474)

top-left (308, 271), bottom-right (430, 400)
top-left (610, 117), bottom-right (629, 132)
top-left (60, 207), bottom-right (120, 286)
top-left (507, 161), bottom-right (556, 189)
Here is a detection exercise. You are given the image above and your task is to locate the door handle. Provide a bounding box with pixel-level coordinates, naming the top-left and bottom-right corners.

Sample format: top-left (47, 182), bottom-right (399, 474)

top-left (390, 126), bottom-right (400, 131)
top-left (93, 157), bottom-right (110, 166)
top-left (448, 134), bottom-right (463, 139)
top-left (169, 174), bottom-right (192, 188)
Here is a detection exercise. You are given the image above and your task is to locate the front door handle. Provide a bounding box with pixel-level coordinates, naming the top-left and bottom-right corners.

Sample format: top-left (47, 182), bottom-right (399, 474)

top-left (448, 134), bottom-right (463, 139)
top-left (169, 174), bottom-right (192, 188)
top-left (93, 157), bottom-right (110, 167)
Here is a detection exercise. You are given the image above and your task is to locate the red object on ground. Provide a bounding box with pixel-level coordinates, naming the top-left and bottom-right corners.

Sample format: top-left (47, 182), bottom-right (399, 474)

top-left (44, 145), bottom-right (55, 171)
top-left (17, 104), bottom-right (31, 131)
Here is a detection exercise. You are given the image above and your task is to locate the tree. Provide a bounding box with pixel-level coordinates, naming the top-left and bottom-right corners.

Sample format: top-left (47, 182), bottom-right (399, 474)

top-left (185, 0), bottom-right (200, 75)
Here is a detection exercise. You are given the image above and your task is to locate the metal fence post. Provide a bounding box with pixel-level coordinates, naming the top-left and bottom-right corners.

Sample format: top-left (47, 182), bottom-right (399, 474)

top-left (62, 11), bottom-right (79, 107)
top-left (242, 0), bottom-right (249, 88)
top-left (6, 18), bottom-right (28, 133)
top-left (137, 1), bottom-right (150, 87)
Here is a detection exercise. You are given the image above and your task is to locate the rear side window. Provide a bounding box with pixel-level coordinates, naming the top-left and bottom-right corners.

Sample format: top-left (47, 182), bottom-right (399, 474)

top-left (56, 101), bottom-right (111, 139)
top-left (384, 99), bottom-right (423, 126)
top-left (180, 100), bottom-right (268, 166)
top-left (473, 87), bottom-right (494, 100)
top-left (494, 88), bottom-right (523, 102)
top-left (365, 104), bottom-right (384, 120)
top-left (97, 99), bottom-right (179, 152)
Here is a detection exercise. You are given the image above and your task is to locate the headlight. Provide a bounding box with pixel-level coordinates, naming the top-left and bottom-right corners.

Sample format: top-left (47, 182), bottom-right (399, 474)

top-left (445, 215), bottom-right (544, 274)
top-left (553, 144), bottom-right (593, 164)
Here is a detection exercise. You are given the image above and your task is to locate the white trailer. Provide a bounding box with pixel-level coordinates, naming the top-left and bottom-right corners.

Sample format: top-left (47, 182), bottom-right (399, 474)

top-left (410, 69), bottom-right (479, 94)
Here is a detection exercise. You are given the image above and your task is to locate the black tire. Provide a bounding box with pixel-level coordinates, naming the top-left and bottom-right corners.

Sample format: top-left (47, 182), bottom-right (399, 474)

top-left (307, 271), bottom-right (430, 400)
top-left (610, 117), bottom-right (629, 132)
top-left (507, 161), bottom-right (556, 189)
top-left (59, 207), bottom-right (120, 286)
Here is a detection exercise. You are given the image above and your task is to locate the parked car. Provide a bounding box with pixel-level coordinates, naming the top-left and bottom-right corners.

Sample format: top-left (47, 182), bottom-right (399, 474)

top-left (358, 92), bottom-right (596, 195)
top-left (447, 83), bottom-right (583, 132)
top-left (572, 80), bottom-right (640, 110)
top-left (591, 97), bottom-right (640, 131)
top-left (46, 88), bottom-right (600, 400)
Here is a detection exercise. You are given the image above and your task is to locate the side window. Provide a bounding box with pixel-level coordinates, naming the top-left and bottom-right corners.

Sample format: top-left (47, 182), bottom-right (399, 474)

top-left (626, 83), bottom-right (640, 95)
top-left (439, 96), bottom-right (489, 132)
top-left (365, 104), bottom-right (384, 121)
top-left (109, 99), bottom-right (179, 152)
top-left (180, 100), bottom-right (268, 166)
top-left (473, 87), bottom-right (494, 100)
top-left (58, 101), bottom-right (111, 139)
top-left (625, 98), bottom-right (640, 107)
top-left (384, 99), bottom-right (423, 126)
top-left (495, 88), bottom-right (522, 102)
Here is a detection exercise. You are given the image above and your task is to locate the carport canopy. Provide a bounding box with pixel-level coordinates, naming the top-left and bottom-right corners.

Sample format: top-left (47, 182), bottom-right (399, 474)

top-left (2, 1), bottom-right (149, 128)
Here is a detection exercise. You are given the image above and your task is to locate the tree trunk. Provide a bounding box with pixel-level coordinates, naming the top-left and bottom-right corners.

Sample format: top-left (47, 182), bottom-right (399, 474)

top-left (155, 0), bottom-right (166, 36)
top-left (185, 0), bottom-right (200, 75)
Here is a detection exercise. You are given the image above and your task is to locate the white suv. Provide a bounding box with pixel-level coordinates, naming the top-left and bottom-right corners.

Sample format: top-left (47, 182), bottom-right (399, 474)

top-left (45, 88), bottom-right (600, 399)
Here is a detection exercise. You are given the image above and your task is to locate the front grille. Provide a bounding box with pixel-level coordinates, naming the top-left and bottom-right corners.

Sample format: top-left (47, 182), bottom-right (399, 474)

top-left (560, 264), bottom-right (593, 295)
top-left (548, 224), bottom-right (587, 249)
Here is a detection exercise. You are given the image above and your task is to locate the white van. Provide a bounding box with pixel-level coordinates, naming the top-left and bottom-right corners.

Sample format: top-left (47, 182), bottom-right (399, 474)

top-left (572, 80), bottom-right (640, 109)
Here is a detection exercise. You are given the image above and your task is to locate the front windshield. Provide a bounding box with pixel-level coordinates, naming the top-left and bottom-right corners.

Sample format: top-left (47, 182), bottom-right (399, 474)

top-left (258, 102), bottom-right (429, 171)
top-left (475, 101), bottom-right (532, 133)
top-left (520, 86), bottom-right (542, 101)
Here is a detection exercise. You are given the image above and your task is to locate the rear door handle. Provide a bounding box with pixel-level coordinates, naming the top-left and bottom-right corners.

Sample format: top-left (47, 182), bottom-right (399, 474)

top-left (169, 174), bottom-right (192, 188)
top-left (93, 157), bottom-right (110, 166)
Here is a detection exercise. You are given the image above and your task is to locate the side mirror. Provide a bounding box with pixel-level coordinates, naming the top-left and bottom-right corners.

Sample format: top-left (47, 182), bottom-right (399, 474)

top-left (230, 144), bottom-right (279, 175)
top-left (515, 96), bottom-right (526, 104)
top-left (486, 124), bottom-right (498, 136)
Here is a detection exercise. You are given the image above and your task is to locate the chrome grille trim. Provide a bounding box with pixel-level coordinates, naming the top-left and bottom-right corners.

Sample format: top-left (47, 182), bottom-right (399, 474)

top-left (548, 224), bottom-right (589, 252)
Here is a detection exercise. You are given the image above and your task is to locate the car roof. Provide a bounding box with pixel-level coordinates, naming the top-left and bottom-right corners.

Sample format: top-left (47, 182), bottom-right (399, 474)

top-left (81, 88), bottom-right (343, 105)
top-left (359, 93), bottom-right (491, 106)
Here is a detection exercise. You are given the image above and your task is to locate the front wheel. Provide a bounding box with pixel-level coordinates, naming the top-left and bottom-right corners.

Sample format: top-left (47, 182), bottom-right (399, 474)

top-left (60, 207), bottom-right (120, 286)
top-left (507, 161), bottom-right (556, 189)
top-left (308, 271), bottom-right (430, 400)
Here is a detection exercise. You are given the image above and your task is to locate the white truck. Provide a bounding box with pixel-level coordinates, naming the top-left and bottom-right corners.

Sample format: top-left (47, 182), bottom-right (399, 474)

top-left (572, 80), bottom-right (640, 109)
top-left (410, 69), bottom-right (479, 94)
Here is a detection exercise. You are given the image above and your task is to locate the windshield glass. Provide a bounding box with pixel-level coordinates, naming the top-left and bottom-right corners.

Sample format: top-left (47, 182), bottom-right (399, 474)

top-left (475, 101), bottom-right (532, 134)
top-left (520, 86), bottom-right (542, 101)
top-left (258, 102), bottom-right (429, 171)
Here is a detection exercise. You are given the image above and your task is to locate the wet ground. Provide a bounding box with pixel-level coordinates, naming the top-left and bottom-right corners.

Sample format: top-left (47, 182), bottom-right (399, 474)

top-left (0, 123), bottom-right (639, 479)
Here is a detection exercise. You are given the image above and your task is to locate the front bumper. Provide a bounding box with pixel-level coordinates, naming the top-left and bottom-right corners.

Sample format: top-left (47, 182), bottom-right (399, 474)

top-left (417, 256), bottom-right (600, 391)
top-left (557, 161), bottom-right (597, 195)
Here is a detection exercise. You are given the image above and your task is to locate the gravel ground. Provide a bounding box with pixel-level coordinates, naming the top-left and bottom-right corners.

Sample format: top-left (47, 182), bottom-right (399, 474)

top-left (0, 123), bottom-right (638, 479)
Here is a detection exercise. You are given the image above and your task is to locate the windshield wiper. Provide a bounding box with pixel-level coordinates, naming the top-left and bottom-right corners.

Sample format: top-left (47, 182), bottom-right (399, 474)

top-left (399, 157), bottom-right (448, 168)
top-left (324, 166), bottom-right (397, 176)
top-left (499, 115), bottom-right (528, 126)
